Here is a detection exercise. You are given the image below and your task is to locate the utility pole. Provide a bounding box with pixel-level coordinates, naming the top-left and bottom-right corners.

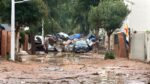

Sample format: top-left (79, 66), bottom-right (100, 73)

top-left (10, 0), bottom-right (15, 61)
top-left (10, 0), bottom-right (30, 61)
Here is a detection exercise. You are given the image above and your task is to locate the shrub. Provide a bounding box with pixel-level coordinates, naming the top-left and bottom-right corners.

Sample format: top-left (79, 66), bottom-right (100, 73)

top-left (6, 53), bottom-right (10, 60)
top-left (104, 51), bottom-right (115, 60)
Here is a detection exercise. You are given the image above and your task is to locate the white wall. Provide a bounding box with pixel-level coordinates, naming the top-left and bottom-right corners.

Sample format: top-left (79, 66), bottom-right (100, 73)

top-left (130, 32), bottom-right (146, 61)
top-left (145, 33), bottom-right (150, 62)
top-left (126, 0), bottom-right (150, 31)
top-left (130, 32), bottom-right (150, 62)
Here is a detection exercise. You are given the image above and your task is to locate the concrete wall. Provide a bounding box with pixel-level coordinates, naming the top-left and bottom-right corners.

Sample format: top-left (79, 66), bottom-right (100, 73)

top-left (130, 32), bottom-right (146, 61)
top-left (145, 33), bottom-right (150, 62)
top-left (130, 31), bottom-right (150, 62)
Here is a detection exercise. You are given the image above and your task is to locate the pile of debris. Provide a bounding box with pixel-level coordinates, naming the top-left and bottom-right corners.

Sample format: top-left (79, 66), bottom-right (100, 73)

top-left (34, 32), bottom-right (97, 53)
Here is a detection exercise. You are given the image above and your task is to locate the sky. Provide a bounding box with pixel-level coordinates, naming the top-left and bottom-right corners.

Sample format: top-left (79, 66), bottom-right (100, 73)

top-left (127, 0), bottom-right (150, 31)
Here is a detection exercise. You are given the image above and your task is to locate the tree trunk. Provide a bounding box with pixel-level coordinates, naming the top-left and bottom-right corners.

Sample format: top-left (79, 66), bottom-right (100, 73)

top-left (15, 27), bottom-right (20, 53)
top-left (17, 31), bottom-right (20, 52)
top-left (44, 39), bottom-right (48, 54)
top-left (30, 33), bottom-right (35, 54)
top-left (107, 34), bottom-right (111, 51)
top-left (95, 29), bottom-right (99, 38)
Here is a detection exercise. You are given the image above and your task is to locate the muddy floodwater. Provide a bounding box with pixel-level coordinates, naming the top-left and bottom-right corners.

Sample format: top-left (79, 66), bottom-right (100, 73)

top-left (0, 52), bottom-right (150, 84)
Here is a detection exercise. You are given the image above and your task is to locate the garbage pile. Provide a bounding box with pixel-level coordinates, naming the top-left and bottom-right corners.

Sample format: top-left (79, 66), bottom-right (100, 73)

top-left (34, 32), bottom-right (97, 53)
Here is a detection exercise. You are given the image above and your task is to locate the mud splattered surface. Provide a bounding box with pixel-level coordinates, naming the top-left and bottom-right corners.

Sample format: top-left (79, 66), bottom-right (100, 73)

top-left (0, 52), bottom-right (150, 84)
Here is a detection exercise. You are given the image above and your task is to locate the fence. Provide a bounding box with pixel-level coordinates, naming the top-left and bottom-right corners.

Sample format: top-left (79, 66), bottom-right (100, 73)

top-left (114, 32), bottom-right (128, 58)
top-left (0, 29), bottom-right (29, 58)
top-left (0, 29), bottom-right (11, 58)
top-left (113, 31), bottom-right (150, 63)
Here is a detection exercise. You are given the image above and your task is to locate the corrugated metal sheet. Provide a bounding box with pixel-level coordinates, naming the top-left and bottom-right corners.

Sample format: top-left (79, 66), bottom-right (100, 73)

top-left (118, 33), bottom-right (128, 58)
top-left (0, 30), bottom-right (11, 57)
top-left (114, 33), bottom-right (128, 58)
top-left (7, 32), bottom-right (11, 54)
top-left (1, 30), bottom-right (7, 57)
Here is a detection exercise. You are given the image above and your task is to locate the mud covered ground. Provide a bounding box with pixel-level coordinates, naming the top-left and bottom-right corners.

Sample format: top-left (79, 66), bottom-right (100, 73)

top-left (0, 52), bottom-right (150, 84)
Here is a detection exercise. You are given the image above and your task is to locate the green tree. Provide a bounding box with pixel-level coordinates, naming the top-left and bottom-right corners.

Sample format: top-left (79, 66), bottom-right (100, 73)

top-left (0, 0), bottom-right (48, 26)
top-left (44, 18), bottom-right (61, 35)
top-left (72, 0), bottom-right (100, 34)
top-left (88, 0), bottom-right (129, 50)
top-left (0, 0), bottom-right (48, 53)
top-left (44, 0), bottom-right (100, 34)
top-left (44, 0), bottom-right (75, 34)
top-left (0, 0), bottom-right (48, 36)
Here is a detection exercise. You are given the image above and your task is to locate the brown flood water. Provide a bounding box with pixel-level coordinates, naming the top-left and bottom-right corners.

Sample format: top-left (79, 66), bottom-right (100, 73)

top-left (0, 52), bottom-right (150, 84)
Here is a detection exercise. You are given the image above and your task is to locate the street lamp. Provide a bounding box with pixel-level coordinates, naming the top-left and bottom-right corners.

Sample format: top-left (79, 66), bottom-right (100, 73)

top-left (15, 0), bottom-right (30, 3)
top-left (10, 0), bottom-right (30, 61)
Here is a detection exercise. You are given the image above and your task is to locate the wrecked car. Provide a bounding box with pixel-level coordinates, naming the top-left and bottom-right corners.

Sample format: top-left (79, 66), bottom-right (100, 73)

top-left (63, 34), bottom-right (97, 53)
top-left (73, 34), bottom-right (96, 53)
top-left (56, 32), bottom-right (69, 41)
top-left (34, 35), bottom-right (45, 51)
top-left (34, 33), bottom-right (97, 53)
top-left (73, 40), bottom-right (91, 53)
top-left (45, 34), bottom-right (64, 52)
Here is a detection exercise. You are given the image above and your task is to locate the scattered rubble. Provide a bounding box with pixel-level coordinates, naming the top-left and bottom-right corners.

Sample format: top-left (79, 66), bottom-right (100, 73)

top-left (34, 33), bottom-right (97, 53)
